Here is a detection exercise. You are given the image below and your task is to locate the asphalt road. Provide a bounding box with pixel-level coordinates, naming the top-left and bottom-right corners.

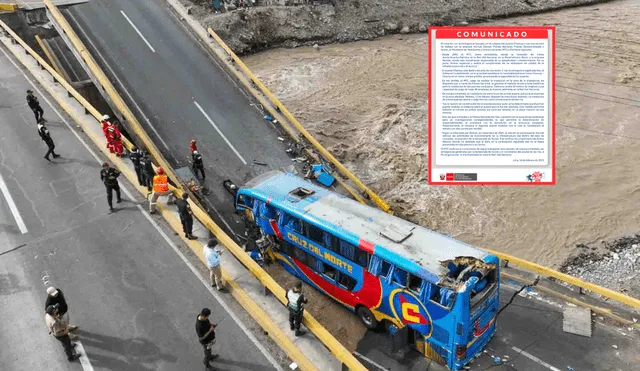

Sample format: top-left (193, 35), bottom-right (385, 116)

top-left (355, 283), bottom-right (640, 371)
top-left (63, 0), bottom-right (295, 233)
top-left (0, 47), bottom-right (280, 371)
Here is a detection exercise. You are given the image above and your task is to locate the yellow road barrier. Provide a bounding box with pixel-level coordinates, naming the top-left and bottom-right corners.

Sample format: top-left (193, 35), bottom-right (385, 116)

top-left (0, 19), bottom-right (366, 370)
top-left (0, 22), bottom-right (321, 371)
top-left (493, 249), bottom-right (640, 309)
top-left (34, 34), bottom-right (66, 81)
top-left (206, 28), bottom-right (392, 214)
top-left (0, 3), bottom-right (18, 12)
top-left (43, 0), bottom-right (181, 191)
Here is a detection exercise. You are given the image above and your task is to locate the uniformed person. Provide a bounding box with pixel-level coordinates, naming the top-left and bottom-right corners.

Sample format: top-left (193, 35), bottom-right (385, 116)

top-left (100, 163), bottom-right (121, 211)
top-left (27, 89), bottom-right (44, 122)
top-left (286, 281), bottom-right (308, 336)
top-left (37, 119), bottom-right (60, 161)
top-left (139, 152), bottom-right (154, 192)
top-left (176, 193), bottom-right (197, 240)
top-left (149, 167), bottom-right (175, 213)
top-left (192, 150), bottom-right (205, 180)
top-left (129, 147), bottom-right (144, 186)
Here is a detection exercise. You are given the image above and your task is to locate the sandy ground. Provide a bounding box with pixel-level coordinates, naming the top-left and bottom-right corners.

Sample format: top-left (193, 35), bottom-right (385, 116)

top-left (245, 0), bottom-right (640, 270)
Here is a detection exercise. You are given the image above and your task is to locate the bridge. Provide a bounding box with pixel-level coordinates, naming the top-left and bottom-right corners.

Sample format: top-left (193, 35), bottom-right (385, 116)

top-left (0, 1), bottom-right (638, 370)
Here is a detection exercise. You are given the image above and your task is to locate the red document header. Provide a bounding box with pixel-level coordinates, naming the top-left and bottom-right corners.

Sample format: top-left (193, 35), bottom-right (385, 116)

top-left (432, 27), bottom-right (551, 39)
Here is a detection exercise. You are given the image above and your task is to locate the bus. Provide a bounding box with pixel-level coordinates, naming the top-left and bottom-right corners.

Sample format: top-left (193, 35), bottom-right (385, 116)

top-left (234, 170), bottom-right (500, 370)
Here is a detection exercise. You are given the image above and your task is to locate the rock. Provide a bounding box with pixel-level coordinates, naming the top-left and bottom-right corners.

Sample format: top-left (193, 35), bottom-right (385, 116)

top-left (187, 6), bottom-right (192, 15)
top-left (313, 44), bottom-right (319, 50)
top-left (460, 21), bottom-right (469, 25)
top-left (385, 22), bottom-right (398, 31)
top-left (612, 344), bottom-right (618, 349)
top-left (613, 253), bottom-right (620, 260)
top-left (400, 26), bottom-right (410, 34)
top-left (227, 3), bottom-right (237, 11)
top-left (632, 244), bottom-right (638, 248)
top-left (419, 23), bottom-right (428, 32)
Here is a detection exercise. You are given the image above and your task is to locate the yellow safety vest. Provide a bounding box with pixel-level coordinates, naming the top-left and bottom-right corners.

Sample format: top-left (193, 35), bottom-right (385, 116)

top-left (153, 174), bottom-right (168, 192)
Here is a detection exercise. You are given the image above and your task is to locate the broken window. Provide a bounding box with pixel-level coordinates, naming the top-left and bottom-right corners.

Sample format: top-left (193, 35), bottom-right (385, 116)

top-left (392, 267), bottom-right (408, 287)
top-left (407, 274), bottom-right (423, 295)
top-left (380, 260), bottom-right (392, 278)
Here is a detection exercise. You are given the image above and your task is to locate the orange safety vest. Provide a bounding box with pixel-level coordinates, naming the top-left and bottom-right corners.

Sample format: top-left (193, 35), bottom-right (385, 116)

top-left (153, 174), bottom-right (169, 193)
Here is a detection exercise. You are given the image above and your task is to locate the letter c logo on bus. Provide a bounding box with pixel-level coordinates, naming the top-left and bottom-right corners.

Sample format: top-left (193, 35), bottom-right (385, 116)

top-left (389, 289), bottom-right (432, 336)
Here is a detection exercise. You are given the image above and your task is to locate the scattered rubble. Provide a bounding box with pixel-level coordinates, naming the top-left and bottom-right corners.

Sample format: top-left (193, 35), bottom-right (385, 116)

top-left (560, 235), bottom-right (640, 302)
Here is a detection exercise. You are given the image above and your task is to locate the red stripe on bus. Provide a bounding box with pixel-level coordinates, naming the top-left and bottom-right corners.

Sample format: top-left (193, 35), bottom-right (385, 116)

top-left (270, 219), bottom-right (283, 239)
top-left (359, 239), bottom-right (375, 253)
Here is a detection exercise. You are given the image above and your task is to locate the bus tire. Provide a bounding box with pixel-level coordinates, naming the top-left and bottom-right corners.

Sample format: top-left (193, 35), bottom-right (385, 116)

top-left (357, 306), bottom-right (378, 330)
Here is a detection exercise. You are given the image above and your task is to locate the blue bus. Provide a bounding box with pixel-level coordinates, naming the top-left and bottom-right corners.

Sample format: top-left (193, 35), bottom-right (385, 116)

top-left (234, 170), bottom-right (500, 370)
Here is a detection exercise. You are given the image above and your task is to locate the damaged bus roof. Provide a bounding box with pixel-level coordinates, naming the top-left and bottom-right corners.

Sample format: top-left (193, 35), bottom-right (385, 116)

top-left (243, 171), bottom-right (492, 284)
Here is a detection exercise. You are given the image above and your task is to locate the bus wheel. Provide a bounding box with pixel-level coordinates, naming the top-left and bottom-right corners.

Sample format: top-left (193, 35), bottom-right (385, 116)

top-left (357, 306), bottom-right (378, 330)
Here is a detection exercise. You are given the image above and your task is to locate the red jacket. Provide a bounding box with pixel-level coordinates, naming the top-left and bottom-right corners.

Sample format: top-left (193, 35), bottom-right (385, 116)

top-left (107, 125), bottom-right (121, 141)
top-left (101, 121), bottom-right (109, 137)
top-left (190, 141), bottom-right (197, 153)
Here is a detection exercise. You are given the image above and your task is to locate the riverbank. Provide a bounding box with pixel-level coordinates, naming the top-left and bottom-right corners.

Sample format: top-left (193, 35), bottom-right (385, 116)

top-left (180, 0), bottom-right (615, 54)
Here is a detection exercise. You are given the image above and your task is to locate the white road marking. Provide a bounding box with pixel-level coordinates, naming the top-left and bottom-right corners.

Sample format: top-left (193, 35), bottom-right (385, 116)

top-left (511, 346), bottom-right (562, 371)
top-left (2, 45), bottom-right (282, 371)
top-left (120, 10), bottom-right (156, 53)
top-left (194, 101), bottom-right (247, 165)
top-left (74, 341), bottom-right (95, 371)
top-left (0, 172), bottom-right (28, 234)
top-left (65, 9), bottom-right (172, 152)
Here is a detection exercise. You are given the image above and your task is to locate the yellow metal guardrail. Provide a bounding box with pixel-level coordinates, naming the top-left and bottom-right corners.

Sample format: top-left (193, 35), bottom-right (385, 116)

top-left (0, 20), bottom-right (322, 371)
top-left (43, 0), bottom-right (181, 191)
top-left (0, 3), bottom-right (18, 12)
top-left (1, 14), bottom-right (367, 370)
top-left (489, 248), bottom-right (640, 309)
top-left (34, 34), bottom-right (67, 81)
top-left (205, 28), bottom-right (392, 214)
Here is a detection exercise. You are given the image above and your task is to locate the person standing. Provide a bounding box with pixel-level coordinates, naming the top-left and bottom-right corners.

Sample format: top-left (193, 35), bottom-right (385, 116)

top-left (203, 238), bottom-right (224, 291)
top-left (195, 308), bottom-right (218, 370)
top-left (129, 146), bottom-right (144, 186)
top-left (106, 122), bottom-right (124, 157)
top-left (286, 281), bottom-right (308, 336)
top-left (26, 89), bottom-right (44, 122)
top-left (149, 167), bottom-right (175, 213)
top-left (139, 152), bottom-right (154, 192)
top-left (45, 287), bottom-right (79, 339)
top-left (100, 115), bottom-right (111, 150)
top-left (100, 162), bottom-right (122, 212)
top-left (192, 151), bottom-right (205, 180)
top-left (46, 304), bottom-right (81, 362)
top-left (176, 193), bottom-right (197, 240)
top-left (38, 118), bottom-right (60, 161)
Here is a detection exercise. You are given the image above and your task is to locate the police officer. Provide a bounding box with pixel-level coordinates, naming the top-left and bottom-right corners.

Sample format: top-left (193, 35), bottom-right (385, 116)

top-left (139, 151), bottom-right (154, 192)
top-left (38, 119), bottom-right (60, 161)
top-left (286, 281), bottom-right (308, 336)
top-left (26, 89), bottom-right (44, 122)
top-left (176, 193), bottom-right (197, 240)
top-left (129, 147), bottom-right (144, 186)
top-left (192, 150), bottom-right (205, 180)
top-left (100, 163), bottom-right (121, 211)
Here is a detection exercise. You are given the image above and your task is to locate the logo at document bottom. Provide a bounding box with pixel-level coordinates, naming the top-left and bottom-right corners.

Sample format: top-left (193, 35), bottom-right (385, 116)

top-left (446, 173), bottom-right (454, 181)
top-left (526, 171), bottom-right (545, 182)
top-left (439, 173), bottom-right (446, 181)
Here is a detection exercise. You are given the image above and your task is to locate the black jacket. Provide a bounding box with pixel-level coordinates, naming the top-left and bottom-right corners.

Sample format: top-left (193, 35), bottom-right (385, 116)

top-left (129, 151), bottom-right (142, 168)
top-left (196, 317), bottom-right (216, 345)
top-left (100, 167), bottom-right (121, 186)
top-left (45, 289), bottom-right (68, 315)
top-left (176, 199), bottom-right (192, 217)
top-left (141, 156), bottom-right (154, 176)
top-left (37, 124), bottom-right (52, 143)
top-left (27, 94), bottom-right (40, 109)
top-left (192, 153), bottom-right (204, 168)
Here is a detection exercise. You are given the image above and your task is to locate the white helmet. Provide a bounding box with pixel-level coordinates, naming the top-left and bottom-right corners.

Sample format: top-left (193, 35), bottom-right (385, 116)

top-left (102, 114), bottom-right (109, 121)
top-left (193, 150), bottom-right (199, 155)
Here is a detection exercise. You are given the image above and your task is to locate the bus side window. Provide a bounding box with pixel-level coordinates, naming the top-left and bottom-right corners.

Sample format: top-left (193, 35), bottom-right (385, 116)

top-left (282, 213), bottom-right (303, 234)
top-left (337, 273), bottom-right (356, 291)
top-left (429, 283), bottom-right (454, 309)
top-left (237, 195), bottom-right (254, 209)
top-left (392, 267), bottom-right (408, 287)
top-left (293, 248), bottom-right (308, 265)
top-left (354, 249), bottom-right (370, 269)
top-left (323, 262), bottom-right (337, 281)
top-left (407, 274), bottom-right (423, 295)
top-left (380, 260), bottom-right (392, 279)
top-left (339, 239), bottom-right (356, 261)
top-left (305, 222), bottom-right (326, 246)
top-left (281, 241), bottom-right (295, 256)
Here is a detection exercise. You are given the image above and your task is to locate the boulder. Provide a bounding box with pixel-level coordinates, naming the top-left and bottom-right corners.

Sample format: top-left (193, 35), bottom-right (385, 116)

top-left (400, 26), bottom-right (410, 34)
top-left (418, 23), bottom-right (428, 32)
top-left (385, 22), bottom-right (398, 31)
